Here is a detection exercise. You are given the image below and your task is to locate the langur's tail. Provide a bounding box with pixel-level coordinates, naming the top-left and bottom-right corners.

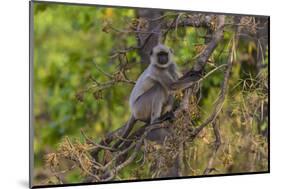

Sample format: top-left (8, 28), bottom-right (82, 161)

top-left (113, 116), bottom-right (136, 149)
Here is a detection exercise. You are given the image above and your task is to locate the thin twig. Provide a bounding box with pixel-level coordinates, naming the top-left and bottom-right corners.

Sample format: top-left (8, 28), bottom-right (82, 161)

top-left (81, 129), bottom-right (117, 151)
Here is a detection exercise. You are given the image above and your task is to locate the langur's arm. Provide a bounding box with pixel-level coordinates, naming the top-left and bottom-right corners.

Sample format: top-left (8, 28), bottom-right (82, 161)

top-left (150, 72), bottom-right (176, 91)
top-left (170, 70), bottom-right (202, 90)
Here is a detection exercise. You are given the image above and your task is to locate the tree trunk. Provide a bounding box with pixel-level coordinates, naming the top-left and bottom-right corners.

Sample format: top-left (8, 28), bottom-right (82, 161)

top-left (136, 9), bottom-right (163, 64)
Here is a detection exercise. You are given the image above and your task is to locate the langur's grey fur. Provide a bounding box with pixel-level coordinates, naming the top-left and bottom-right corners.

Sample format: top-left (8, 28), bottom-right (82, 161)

top-left (114, 44), bottom-right (181, 148)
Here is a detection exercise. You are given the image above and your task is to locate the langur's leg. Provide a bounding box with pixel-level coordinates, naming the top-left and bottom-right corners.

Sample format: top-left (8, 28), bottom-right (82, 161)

top-left (153, 95), bottom-right (175, 124)
top-left (162, 95), bottom-right (174, 115)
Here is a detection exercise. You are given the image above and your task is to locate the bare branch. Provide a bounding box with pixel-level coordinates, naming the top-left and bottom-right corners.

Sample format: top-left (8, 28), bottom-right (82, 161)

top-left (203, 119), bottom-right (221, 175)
top-left (193, 15), bottom-right (225, 71)
top-left (165, 15), bottom-right (213, 29)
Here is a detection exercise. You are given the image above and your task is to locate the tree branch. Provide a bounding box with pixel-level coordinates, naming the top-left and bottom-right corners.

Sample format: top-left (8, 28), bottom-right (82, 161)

top-left (190, 35), bottom-right (236, 139)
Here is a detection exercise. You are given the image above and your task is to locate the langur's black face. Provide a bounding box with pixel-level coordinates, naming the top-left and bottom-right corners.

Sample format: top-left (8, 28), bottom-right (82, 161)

top-left (157, 51), bottom-right (169, 65)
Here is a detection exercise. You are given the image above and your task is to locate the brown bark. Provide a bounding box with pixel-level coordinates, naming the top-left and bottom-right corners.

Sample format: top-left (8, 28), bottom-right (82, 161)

top-left (136, 9), bottom-right (163, 64)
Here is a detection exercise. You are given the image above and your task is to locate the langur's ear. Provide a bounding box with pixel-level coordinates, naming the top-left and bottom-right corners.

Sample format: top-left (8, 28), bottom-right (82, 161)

top-left (169, 48), bottom-right (174, 54)
top-left (150, 49), bottom-right (153, 56)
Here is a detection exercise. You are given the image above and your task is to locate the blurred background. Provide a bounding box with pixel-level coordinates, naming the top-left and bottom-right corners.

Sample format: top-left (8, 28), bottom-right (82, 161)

top-left (33, 2), bottom-right (268, 185)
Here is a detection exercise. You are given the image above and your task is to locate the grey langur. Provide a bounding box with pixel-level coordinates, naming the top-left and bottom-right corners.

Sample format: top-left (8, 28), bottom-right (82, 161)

top-left (114, 44), bottom-right (181, 148)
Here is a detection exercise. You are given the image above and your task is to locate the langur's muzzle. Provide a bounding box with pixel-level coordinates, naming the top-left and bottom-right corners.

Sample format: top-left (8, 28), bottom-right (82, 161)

top-left (157, 51), bottom-right (169, 65)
